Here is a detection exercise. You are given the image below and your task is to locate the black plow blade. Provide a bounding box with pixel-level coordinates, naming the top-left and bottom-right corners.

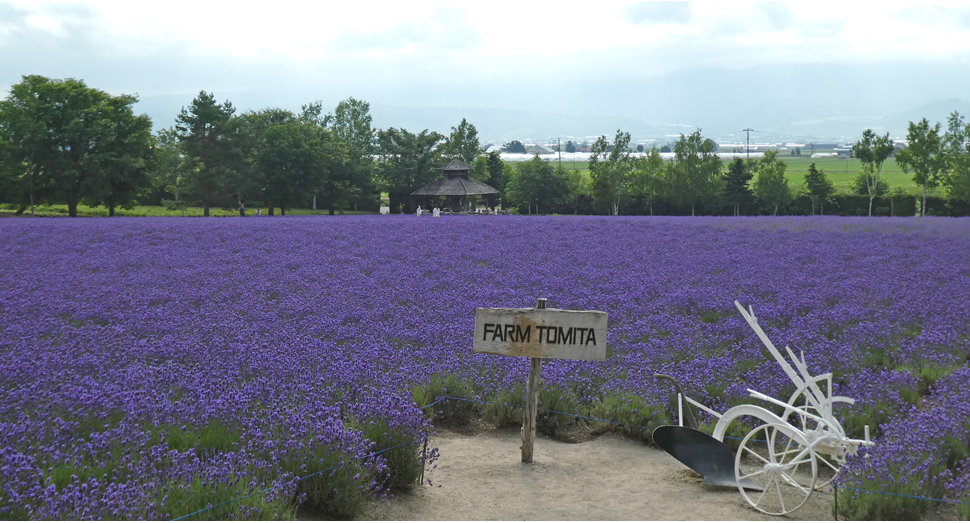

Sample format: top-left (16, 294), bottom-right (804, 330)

top-left (653, 425), bottom-right (763, 491)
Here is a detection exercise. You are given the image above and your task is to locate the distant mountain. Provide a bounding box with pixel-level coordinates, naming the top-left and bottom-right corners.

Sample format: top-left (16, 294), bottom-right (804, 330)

top-left (369, 105), bottom-right (689, 145)
top-left (877, 98), bottom-right (970, 135)
top-left (134, 90), bottom-right (970, 148)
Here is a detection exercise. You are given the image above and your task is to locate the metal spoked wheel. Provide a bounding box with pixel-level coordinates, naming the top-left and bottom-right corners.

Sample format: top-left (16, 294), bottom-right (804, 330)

top-left (735, 423), bottom-right (817, 516)
top-left (784, 378), bottom-right (850, 488)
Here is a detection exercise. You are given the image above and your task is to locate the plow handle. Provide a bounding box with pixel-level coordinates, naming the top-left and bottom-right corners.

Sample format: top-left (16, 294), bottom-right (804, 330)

top-left (654, 374), bottom-right (700, 431)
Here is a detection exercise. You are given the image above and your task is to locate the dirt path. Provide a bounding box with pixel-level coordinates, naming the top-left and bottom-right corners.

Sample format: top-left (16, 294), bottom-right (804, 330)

top-left (361, 427), bottom-right (835, 521)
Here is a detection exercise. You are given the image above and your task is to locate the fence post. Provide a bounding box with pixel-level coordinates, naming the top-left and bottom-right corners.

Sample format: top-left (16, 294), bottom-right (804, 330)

top-left (521, 298), bottom-right (546, 463)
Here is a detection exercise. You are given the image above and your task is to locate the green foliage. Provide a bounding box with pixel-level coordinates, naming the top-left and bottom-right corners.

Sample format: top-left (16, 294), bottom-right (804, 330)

top-left (753, 150), bottom-right (792, 215)
top-left (256, 117), bottom-right (334, 215)
top-left (441, 118), bottom-right (483, 165)
top-left (503, 140), bottom-right (526, 154)
top-left (837, 483), bottom-right (935, 520)
top-left (0, 134), bottom-right (17, 203)
top-left (411, 373), bottom-right (479, 425)
top-left (535, 385), bottom-right (582, 437)
top-left (0, 74), bottom-right (154, 217)
top-left (942, 111), bottom-right (970, 205)
top-left (723, 157), bottom-right (753, 216)
top-left (151, 127), bottom-right (193, 207)
top-left (268, 432), bottom-right (375, 518)
top-left (804, 162), bottom-right (835, 214)
top-left (152, 477), bottom-right (296, 521)
top-left (505, 154), bottom-right (572, 214)
top-left (851, 129), bottom-right (895, 216)
top-left (629, 148), bottom-right (665, 215)
top-left (588, 130), bottom-right (633, 215)
top-left (896, 118), bottom-right (945, 216)
top-left (175, 91), bottom-right (240, 216)
top-left (668, 130), bottom-right (722, 216)
top-left (470, 150), bottom-right (506, 209)
top-left (329, 97), bottom-right (374, 156)
top-left (851, 166), bottom-right (890, 196)
top-left (481, 386), bottom-right (525, 427)
top-left (151, 419), bottom-right (243, 456)
top-left (377, 127), bottom-right (444, 213)
top-left (353, 419), bottom-right (423, 492)
top-left (321, 98), bottom-right (377, 215)
top-left (565, 168), bottom-right (591, 215)
top-left (588, 392), bottom-right (669, 442)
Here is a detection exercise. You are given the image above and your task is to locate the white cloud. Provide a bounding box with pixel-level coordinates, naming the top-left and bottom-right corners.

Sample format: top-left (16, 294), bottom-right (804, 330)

top-left (2, 0), bottom-right (970, 138)
top-left (623, 1), bottom-right (693, 25)
top-left (24, 14), bottom-right (63, 36)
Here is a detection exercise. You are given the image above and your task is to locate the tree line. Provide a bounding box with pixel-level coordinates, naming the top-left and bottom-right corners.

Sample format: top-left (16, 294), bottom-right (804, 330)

top-left (2, 75), bottom-right (970, 217)
top-left (0, 75), bottom-right (488, 217)
top-left (499, 121), bottom-right (970, 217)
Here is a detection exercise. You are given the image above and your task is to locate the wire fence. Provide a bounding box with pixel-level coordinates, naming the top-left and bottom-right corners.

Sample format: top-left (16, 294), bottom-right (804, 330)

top-left (172, 394), bottom-right (970, 520)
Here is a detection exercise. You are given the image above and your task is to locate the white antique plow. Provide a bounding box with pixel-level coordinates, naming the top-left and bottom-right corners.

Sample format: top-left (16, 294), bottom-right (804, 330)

top-left (653, 301), bottom-right (875, 516)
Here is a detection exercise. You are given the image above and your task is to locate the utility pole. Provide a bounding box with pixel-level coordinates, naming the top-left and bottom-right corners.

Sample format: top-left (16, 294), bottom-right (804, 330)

top-left (558, 138), bottom-right (562, 168)
top-left (743, 128), bottom-right (754, 159)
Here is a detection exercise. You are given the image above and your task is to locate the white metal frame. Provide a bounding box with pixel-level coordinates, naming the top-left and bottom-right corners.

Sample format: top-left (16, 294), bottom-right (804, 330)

top-left (676, 301), bottom-right (875, 515)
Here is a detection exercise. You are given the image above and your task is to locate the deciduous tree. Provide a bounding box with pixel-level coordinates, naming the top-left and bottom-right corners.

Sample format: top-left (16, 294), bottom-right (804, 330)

top-left (75, 96), bottom-right (154, 216)
top-left (851, 129), bottom-right (895, 216)
top-left (325, 98), bottom-right (375, 214)
top-left (469, 151), bottom-right (505, 210)
top-left (441, 118), bottom-right (483, 165)
top-left (0, 135), bottom-right (18, 206)
top-left (566, 169), bottom-right (590, 215)
top-left (257, 120), bottom-right (332, 215)
top-left (505, 154), bottom-right (570, 214)
top-left (151, 127), bottom-right (193, 211)
top-left (0, 77), bottom-right (50, 215)
top-left (753, 150), bottom-right (791, 215)
top-left (504, 140), bottom-right (526, 154)
top-left (896, 118), bottom-right (944, 217)
top-left (0, 75), bottom-right (153, 217)
top-left (377, 128), bottom-right (443, 213)
top-left (329, 97), bottom-right (374, 155)
top-left (668, 130), bottom-right (722, 216)
top-left (589, 130), bottom-right (632, 215)
top-left (942, 111), bottom-right (970, 207)
top-left (630, 148), bottom-right (665, 216)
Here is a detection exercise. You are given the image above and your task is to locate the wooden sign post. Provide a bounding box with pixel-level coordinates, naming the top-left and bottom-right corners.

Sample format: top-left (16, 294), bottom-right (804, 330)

top-left (474, 298), bottom-right (608, 463)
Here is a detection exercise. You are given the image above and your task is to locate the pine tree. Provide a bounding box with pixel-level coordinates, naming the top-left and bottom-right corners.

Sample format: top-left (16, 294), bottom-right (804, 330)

top-left (723, 157), bottom-right (752, 216)
top-left (804, 163), bottom-right (834, 215)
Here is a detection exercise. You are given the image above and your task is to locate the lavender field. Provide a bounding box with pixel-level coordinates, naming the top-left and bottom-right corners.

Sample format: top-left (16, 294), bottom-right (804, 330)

top-left (1, 215), bottom-right (969, 519)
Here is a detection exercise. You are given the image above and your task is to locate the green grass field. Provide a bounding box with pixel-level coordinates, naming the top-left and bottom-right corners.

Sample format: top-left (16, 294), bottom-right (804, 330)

top-left (780, 156), bottom-right (916, 190)
top-left (552, 155), bottom-right (922, 193)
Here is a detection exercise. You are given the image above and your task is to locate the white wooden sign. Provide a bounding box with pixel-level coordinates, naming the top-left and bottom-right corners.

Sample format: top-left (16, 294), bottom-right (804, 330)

top-left (473, 307), bottom-right (608, 361)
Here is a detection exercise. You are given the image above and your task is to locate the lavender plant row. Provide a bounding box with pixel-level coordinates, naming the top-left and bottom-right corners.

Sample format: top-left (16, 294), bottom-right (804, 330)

top-left (1, 215), bottom-right (968, 519)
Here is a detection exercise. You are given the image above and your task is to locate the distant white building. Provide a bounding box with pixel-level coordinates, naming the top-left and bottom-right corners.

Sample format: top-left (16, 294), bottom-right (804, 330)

top-left (834, 145), bottom-right (853, 158)
top-left (525, 143), bottom-right (554, 155)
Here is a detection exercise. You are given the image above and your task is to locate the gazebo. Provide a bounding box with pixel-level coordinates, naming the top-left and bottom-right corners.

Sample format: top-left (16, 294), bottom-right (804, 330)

top-left (410, 159), bottom-right (499, 213)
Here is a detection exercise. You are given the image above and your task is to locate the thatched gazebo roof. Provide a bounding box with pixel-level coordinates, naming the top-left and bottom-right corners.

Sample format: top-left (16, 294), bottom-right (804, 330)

top-left (411, 159), bottom-right (499, 197)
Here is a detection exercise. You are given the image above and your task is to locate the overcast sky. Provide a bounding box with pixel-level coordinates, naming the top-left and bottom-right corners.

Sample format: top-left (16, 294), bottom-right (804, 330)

top-left (3, 1), bottom-right (970, 143)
